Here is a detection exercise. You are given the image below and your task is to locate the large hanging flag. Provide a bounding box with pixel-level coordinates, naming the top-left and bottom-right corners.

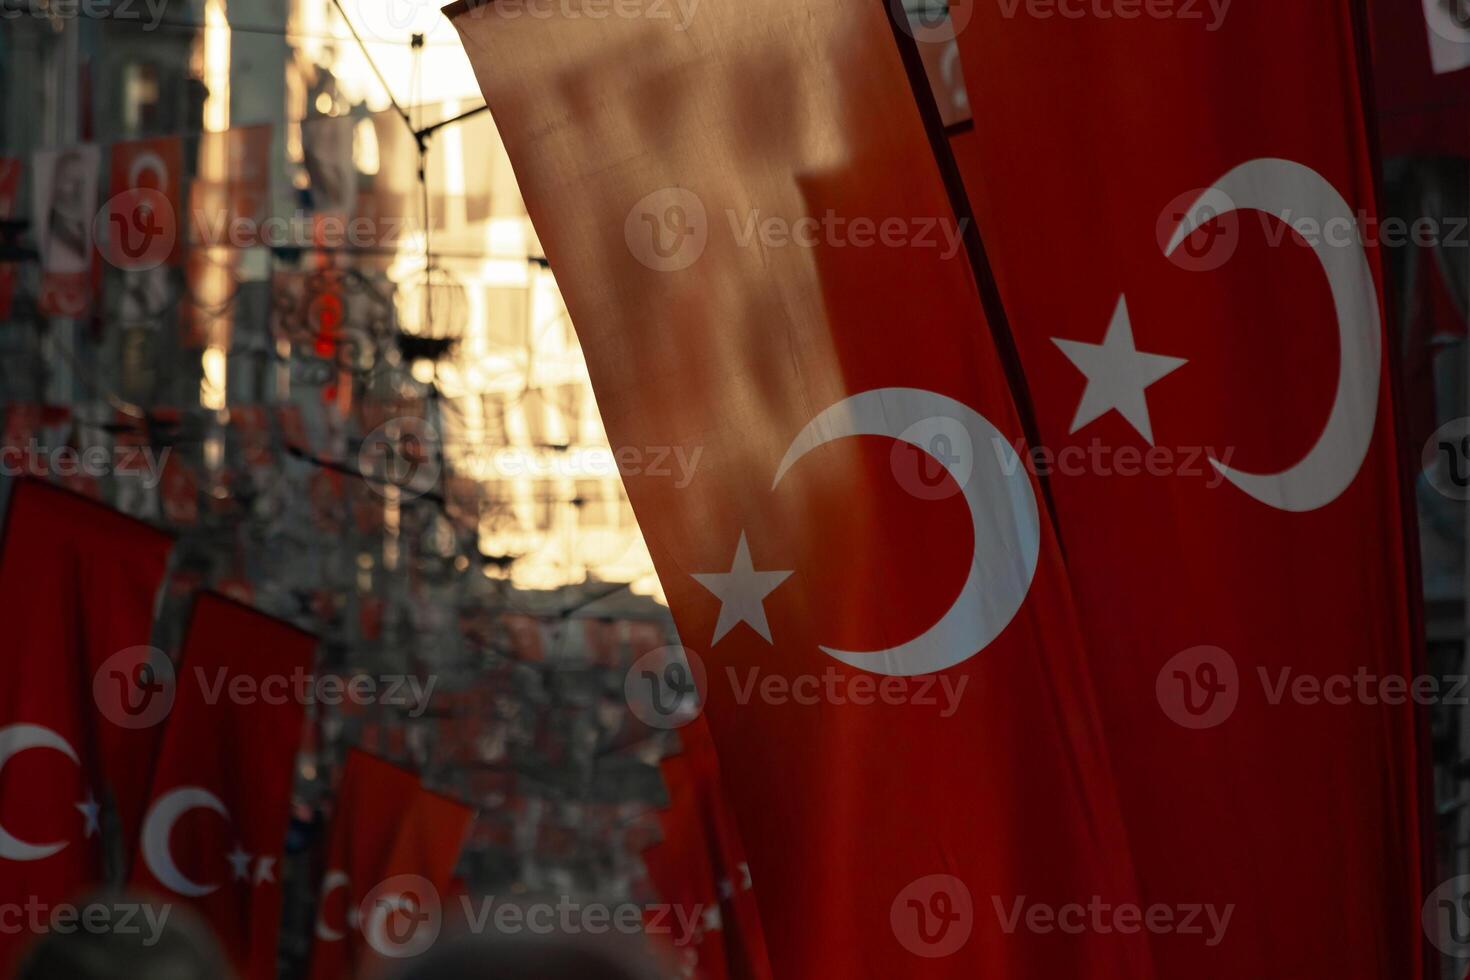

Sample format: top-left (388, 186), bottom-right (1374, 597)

top-left (950, 3), bottom-right (1427, 976)
top-left (450, 2), bottom-right (1151, 976)
top-left (306, 750), bottom-right (422, 980)
top-left (130, 593), bottom-right (315, 980)
top-left (0, 480), bottom-right (173, 972)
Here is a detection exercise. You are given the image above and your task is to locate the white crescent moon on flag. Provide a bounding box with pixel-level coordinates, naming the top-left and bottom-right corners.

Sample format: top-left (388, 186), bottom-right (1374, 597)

top-left (773, 387), bottom-right (1040, 677)
top-left (315, 870), bottom-right (351, 941)
top-left (0, 724), bottom-right (80, 862)
top-left (1164, 157), bottom-right (1382, 513)
top-left (140, 786), bottom-right (229, 897)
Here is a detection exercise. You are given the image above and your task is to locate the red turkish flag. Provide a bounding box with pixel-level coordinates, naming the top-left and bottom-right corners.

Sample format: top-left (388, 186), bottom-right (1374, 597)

top-left (1367, 0), bottom-right (1470, 155)
top-left (644, 753), bottom-right (733, 980)
top-left (450, 2), bottom-right (1150, 976)
top-left (105, 136), bottom-right (183, 269)
top-left (306, 750), bottom-right (422, 980)
top-left (129, 593), bottom-right (315, 979)
top-left (646, 716), bottom-right (771, 980)
top-left (0, 157), bottom-right (22, 319)
top-left (0, 480), bottom-right (173, 972)
top-left (355, 783), bottom-right (473, 968)
top-left (951, 4), bottom-right (1427, 976)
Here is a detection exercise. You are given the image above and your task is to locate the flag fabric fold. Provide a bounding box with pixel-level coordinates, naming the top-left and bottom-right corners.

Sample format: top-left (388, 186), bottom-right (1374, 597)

top-left (950, 4), bottom-right (1428, 975)
top-left (449, 2), bottom-right (1152, 975)
top-left (129, 592), bottom-right (315, 980)
top-left (0, 479), bottom-right (173, 972)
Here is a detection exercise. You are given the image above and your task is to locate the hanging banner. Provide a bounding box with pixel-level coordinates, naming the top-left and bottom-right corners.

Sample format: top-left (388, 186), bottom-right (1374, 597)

top-left (0, 480), bottom-right (174, 973)
top-left (189, 124), bottom-right (273, 249)
top-left (450, 1), bottom-right (1150, 976)
top-left (32, 144), bottom-right (100, 317)
top-left (306, 750), bottom-right (421, 980)
top-left (951, 2), bottom-right (1427, 976)
top-left (130, 593), bottom-right (315, 980)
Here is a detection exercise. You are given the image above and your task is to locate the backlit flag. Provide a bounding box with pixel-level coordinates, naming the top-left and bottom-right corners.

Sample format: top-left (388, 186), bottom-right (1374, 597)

top-left (644, 752), bottom-right (734, 980)
top-left (306, 750), bottom-right (422, 980)
top-left (130, 593), bottom-right (315, 980)
top-left (355, 781), bottom-right (473, 966)
top-left (0, 480), bottom-right (173, 972)
top-left (646, 715), bottom-right (771, 980)
top-left (450, 1), bottom-right (1151, 976)
top-left (951, 3), bottom-right (1427, 976)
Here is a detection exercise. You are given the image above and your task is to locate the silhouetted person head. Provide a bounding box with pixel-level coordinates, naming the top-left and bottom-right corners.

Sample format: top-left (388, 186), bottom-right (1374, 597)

top-left (13, 892), bottom-right (233, 980)
top-left (386, 931), bottom-right (667, 980)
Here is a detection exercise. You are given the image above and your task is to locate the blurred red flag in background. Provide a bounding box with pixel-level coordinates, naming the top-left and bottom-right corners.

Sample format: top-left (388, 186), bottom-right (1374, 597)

top-left (0, 480), bottom-right (173, 973)
top-left (129, 593), bottom-right (315, 980)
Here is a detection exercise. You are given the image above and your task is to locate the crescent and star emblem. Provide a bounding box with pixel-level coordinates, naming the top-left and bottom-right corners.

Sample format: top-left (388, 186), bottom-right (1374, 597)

top-left (692, 157), bottom-right (1381, 676)
top-left (0, 724), bottom-right (94, 862)
top-left (140, 786), bottom-right (276, 897)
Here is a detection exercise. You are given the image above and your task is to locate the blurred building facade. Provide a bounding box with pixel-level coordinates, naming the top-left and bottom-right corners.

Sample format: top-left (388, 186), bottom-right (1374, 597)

top-left (0, 0), bottom-right (674, 973)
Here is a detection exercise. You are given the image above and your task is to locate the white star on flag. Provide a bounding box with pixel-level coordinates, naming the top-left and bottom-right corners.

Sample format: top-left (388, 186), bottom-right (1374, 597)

top-left (227, 844), bottom-right (253, 881)
top-left (1053, 296), bottom-right (1187, 445)
top-left (254, 856), bottom-right (276, 885)
top-left (75, 793), bottom-right (100, 839)
top-left (692, 532), bottom-right (793, 644)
